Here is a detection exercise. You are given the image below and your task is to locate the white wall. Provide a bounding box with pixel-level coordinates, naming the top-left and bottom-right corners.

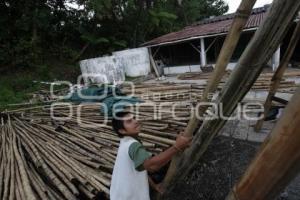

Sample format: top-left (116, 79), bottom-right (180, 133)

top-left (163, 65), bottom-right (201, 74)
top-left (79, 56), bottom-right (125, 85)
top-left (80, 47), bottom-right (151, 85)
top-left (113, 47), bottom-right (151, 77)
top-left (163, 63), bottom-right (238, 75)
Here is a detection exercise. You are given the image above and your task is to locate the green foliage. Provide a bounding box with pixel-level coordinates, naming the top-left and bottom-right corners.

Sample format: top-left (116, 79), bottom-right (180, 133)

top-left (0, 74), bottom-right (37, 106)
top-left (0, 63), bottom-right (81, 107)
top-left (0, 87), bottom-right (22, 106)
top-left (148, 10), bottom-right (178, 26)
top-left (0, 0), bottom-right (228, 67)
top-left (0, 0), bottom-right (228, 105)
top-left (81, 34), bottom-right (110, 45)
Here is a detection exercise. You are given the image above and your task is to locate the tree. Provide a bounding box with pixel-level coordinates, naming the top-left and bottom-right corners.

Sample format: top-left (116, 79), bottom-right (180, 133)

top-left (0, 0), bottom-right (228, 72)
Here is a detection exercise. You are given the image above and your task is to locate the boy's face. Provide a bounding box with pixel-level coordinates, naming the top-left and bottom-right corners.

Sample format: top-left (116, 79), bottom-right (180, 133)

top-left (119, 113), bottom-right (141, 136)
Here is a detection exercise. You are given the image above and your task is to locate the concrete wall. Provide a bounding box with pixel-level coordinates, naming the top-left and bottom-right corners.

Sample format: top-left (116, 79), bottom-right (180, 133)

top-left (113, 47), bottom-right (150, 77)
top-left (79, 56), bottom-right (125, 85)
top-left (163, 63), bottom-right (237, 75)
top-left (80, 47), bottom-right (151, 84)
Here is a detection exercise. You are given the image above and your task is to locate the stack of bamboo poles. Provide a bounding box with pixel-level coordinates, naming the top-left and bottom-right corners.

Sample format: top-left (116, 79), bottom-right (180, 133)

top-left (122, 83), bottom-right (205, 102)
top-left (0, 90), bottom-right (194, 199)
top-left (0, 114), bottom-right (112, 200)
top-left (28, 84), bottom-right (71, 103)
top-left (1, 79), bottom-right (281, 199)
top-left (177, 69), bottom-right (300, 92)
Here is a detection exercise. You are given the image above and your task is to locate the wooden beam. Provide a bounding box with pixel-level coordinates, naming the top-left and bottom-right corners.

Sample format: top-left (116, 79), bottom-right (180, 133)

top-left (160, 0), bottom-right (300, 197)
top-left (148, 48), bottom-right (160, 77)
top-left (159, 0), bottom-right (258, 195)
top-left (226, 86), bottom-right (300, 200)
top-left (254, 21), bottom-right (300, 132)
top-left (152, 46), bottom-right (161, 58)
top-left (272, 96), bottom-right (288, 105)
top-left (205, 37), bottom-right (218, 53)
top-left (189, 43), bottom-right (201, 54)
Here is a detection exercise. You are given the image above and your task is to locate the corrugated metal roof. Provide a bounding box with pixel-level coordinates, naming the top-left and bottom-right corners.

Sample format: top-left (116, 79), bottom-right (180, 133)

top-left (142, 5), bottom-right (269, 47)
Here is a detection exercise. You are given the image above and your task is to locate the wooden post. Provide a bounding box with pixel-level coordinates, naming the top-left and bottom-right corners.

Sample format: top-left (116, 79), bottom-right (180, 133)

top-left (254, 21), bottom-right (300, 132)
top-left (200, 38), bottom-right (207, 67)
top-left (149, 48), bottom-right (160, 77)
top-left (159, 0), bottom-right (258, 194)
top-left (160, 0), bottom-right (300, 197)
top-left (226, 86), bottom-right (300, 200)
top-left (272, 47), bottom-right (281, 71)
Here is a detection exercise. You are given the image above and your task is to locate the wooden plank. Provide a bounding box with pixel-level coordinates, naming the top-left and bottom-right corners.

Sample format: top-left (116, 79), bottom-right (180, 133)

top-left (272, 96), bottom-right (289, 105)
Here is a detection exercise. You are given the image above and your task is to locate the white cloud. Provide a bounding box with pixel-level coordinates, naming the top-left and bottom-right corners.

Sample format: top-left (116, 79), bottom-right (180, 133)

top-left (224, 0), bottom-right (273, 14)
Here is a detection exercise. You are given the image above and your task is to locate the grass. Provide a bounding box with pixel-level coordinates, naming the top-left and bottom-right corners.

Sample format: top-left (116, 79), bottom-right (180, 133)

top-left (0, 62), bottom-right (81, 109)
top-left (0, 62), bottom-right (144, 109)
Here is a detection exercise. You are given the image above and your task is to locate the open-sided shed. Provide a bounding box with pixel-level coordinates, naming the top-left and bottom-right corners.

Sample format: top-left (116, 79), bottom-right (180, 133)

top-left (142, 5), bottom-right (300, 75)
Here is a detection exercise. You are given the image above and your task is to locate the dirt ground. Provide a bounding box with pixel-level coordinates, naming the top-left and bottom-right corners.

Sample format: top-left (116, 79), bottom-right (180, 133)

top-left (164, 135), bottom-right (300, 200)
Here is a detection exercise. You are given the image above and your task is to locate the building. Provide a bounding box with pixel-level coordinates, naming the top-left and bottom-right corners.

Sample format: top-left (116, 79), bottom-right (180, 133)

top-left (142, 5), bottom-right (300, 75)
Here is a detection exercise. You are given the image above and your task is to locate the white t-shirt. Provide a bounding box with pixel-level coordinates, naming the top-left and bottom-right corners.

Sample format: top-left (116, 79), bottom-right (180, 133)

top-left (110, 136), bottom-right (151, 200)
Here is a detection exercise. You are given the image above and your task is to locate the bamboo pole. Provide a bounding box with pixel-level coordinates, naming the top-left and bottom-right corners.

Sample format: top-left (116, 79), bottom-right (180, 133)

top-left (2, 71), bottom-right (298, 199)
top-left (160, 0), bottom-right (258, 192)
top-left (1, 96), bottom-right (192, 199)
top-left (254, 20), bottom-right (300, 132)
top-left (10, 120), bottom-right (37, 200)
top-left (226, 86), bottom-right (300, 200)
top-left (160, 0), bottom-right (300, 197)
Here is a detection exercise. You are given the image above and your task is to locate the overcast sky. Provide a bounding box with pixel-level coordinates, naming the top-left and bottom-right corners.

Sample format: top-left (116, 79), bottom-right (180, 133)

top-left (225, 0), bottom-right (273, 13)
top-left (67, 0), bottom-right (274, 14)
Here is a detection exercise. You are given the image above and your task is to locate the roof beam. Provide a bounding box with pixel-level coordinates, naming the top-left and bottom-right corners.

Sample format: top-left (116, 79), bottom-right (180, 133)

top-left (143, 28), bottom-right (259, 48)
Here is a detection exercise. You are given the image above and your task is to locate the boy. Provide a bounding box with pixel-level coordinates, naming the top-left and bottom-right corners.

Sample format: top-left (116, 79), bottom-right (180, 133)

top-left (110, 112), bottom-right (192, 200)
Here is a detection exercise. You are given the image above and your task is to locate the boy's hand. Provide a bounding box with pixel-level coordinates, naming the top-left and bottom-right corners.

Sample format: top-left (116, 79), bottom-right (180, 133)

top-left (174, 132), bottom-right (192, 151)
top-left (154, 183), bottom-right (164, 194)
top-left (148, 177), bottom-right (164, 194)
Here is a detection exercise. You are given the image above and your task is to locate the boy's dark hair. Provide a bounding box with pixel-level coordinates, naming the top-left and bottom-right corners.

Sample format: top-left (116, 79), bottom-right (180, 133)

top-left (112, 111), bottom-right (130, 137)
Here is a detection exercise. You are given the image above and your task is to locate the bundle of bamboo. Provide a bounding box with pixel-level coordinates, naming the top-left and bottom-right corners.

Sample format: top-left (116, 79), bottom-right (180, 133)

top-left (1, 113), bottom-right (112, 199)
top-left (0, 89), bottom-right (194, 199)
top-left (1, 78), bottom-right (289, 199)
top-left (177, 69), bottom-right (300, 92)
